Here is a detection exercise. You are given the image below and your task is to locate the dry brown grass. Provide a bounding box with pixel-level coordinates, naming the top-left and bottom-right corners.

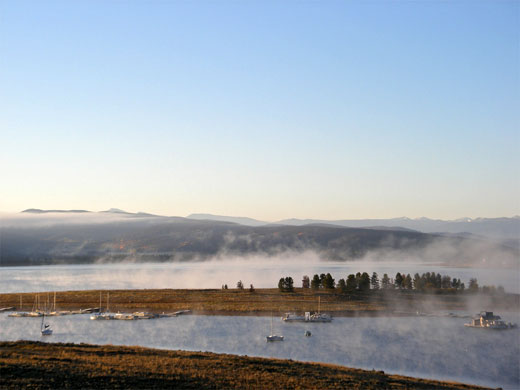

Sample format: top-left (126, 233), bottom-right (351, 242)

top-left (0, 288), bottom-right (517, 316)
top-left (0, 341), bottom-right (492, 390)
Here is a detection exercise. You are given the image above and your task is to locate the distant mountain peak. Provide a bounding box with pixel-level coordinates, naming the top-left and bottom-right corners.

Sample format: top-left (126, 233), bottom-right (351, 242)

top-left (187, 213), bottom-right (267, 227)
top-left (103, 208), bottom-right (130, 214)
top-left (21, 208), bottom-right (90, 214)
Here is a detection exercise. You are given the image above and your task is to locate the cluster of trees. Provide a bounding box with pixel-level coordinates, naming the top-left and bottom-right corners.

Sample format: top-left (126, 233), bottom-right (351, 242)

top-left (278, 277), bottom-right (294, 292)
top-left (292, 272), bottom-right (501, 294)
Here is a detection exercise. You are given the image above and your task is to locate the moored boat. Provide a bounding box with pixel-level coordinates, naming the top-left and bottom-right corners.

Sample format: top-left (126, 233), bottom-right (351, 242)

top-left (464, 311), bottom-right (517, 329)
top-left (266, 314), bottom-right (284, 342)
top-left (40, 314), bottom-right (53, 336)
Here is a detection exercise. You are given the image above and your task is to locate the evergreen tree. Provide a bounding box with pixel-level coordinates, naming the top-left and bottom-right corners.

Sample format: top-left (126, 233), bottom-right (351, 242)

top-left (355, 272), bottom-right (362, 287)
top-left (441, 275), bottom-right (451, 289)
top-left (337, 278), bottom-right (347, 293)
top-left (302, 275), bottom-right (310, 289)
top-left (346, 274), bottom-right (357, 292)
top-left (323, 273), bottom-right (335, 289)
top-left (370, 272), bottom-right (379, 290)
top-left (278, 276), bottom-right (294, 292)
top-left (394, 272), bottom-right (403, 289)
top-left (359, 272), bottom-right (371, 291)
top-left (404, 274), bottom-right (413, 290)
top-left (319, 273), bottom-right (326, 287)
top-left (311, 274), bottom-right (321, 290)
top-left (413, 273), bottom-right (422, 291)
top-left (285, 276), bottom-right (294, 292)
top-left (237, 280), bottom-right (244, 289)
top-left (435, 273), bottom-right (442, 289)
top-left (381, 273), bottom-right (390, 290)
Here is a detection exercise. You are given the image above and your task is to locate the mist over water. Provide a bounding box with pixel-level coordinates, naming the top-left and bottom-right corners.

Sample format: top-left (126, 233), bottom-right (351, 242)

top-left (1, 259), bottom-right (518, 293)
top-left (1, 313), bottom-right (518, 389)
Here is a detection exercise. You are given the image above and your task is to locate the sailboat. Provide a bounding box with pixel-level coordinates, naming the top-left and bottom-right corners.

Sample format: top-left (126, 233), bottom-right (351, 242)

top-left (41, 313), bottom-right (53, 336)
top-left (266, 313), bottom-right (284, 342)
top-left (90, 292), bottom-right (114, 320)
top-left (308, 296), bottom-right (332, 322)
top-left (26, 294), bottom-right (43, 317)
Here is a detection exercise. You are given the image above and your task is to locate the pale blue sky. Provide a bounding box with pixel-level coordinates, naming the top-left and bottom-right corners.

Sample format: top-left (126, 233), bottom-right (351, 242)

top-left (0, 0), bottom-right (518, 220)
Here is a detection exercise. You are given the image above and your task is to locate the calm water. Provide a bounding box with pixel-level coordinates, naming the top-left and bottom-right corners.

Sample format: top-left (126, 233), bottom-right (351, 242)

top-left (1, 261), bottom-right (518, 293)
top-left (1, 313), bottom-right (518, 389)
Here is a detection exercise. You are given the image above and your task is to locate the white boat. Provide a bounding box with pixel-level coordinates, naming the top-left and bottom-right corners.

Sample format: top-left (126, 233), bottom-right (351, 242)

top-left (282, 312), bottom-right (306, 322)
top-left (133, 312), bottom-right (158, 319)
top-left (114, 312), bottom-right (137, 320)
top-left (41, 314), bottom-right (53, 336)
top-left (282, 297), bottom-right (333, 323)
top-left (307, 297), bottom-right (333, 322)
top-left (308, 312), bottom-right (332, 322)
top-left (90, 292), bottom-right (115, 320)
top-left (90, 313), bottom-right (115, 320)
top-left (465, 311), bottom-right (517, 329)
top-left (266, 314), bottom-right (284, 342)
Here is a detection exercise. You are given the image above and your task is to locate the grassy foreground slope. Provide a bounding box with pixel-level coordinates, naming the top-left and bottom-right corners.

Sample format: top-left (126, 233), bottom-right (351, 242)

top-left (0, 341), bottom-right (490, 390)
top-left (1, 288), bottom-right (518, 315)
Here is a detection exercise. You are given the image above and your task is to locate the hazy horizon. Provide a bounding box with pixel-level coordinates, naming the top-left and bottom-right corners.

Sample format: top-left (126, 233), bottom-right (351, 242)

top-left (1, 208), bottom-right (519, 223)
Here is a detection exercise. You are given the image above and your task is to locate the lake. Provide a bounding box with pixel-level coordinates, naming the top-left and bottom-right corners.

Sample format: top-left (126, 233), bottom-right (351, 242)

top-left (1, 312), bottom-right (518, 389)
top-left (1, 260), bottom-right (518, 293)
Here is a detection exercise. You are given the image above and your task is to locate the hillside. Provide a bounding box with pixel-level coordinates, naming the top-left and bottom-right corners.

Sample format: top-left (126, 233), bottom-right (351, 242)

top-left (1, 212), bottom-right (517, 267)
top-left (0, 341), bottom-right (491, 390)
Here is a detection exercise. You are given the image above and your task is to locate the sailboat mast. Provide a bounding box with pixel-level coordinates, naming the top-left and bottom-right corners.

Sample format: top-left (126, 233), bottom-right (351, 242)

top-left (54, 291), bottom-right (56, 312)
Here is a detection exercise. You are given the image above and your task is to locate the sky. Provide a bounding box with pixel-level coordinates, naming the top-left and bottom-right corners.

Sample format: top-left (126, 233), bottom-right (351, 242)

top-left (0, 0), bottom-right (518, 221)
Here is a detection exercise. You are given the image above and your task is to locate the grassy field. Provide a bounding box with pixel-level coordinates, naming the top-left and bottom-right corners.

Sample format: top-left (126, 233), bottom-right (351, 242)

top-left (0, 340), bottom-right (492, 390)
top-left (0, 288), bottom-right (517, 316)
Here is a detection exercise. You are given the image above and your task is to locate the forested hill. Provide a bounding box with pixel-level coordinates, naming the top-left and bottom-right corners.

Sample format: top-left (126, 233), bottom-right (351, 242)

top-left (1, 213), bottom-right (517, 267)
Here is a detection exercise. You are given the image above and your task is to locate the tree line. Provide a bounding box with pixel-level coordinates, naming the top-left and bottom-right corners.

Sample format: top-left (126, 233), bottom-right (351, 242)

top-left (279, 272), bottom-right (504, 294)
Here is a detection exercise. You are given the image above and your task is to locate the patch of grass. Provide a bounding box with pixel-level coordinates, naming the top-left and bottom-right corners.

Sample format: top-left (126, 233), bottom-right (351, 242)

top-left (0, 288), bottom-right (517, 315)
top-left (0, 341), bottom-right (491, 390)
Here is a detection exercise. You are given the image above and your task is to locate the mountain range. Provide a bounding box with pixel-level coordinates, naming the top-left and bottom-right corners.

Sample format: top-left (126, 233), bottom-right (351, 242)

top-left (0, 209), bottom-right (517, 267)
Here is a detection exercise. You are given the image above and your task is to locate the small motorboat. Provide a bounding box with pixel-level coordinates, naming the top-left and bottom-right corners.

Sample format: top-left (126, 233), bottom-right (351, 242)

top-left (41, 314), bottom-right (53, 336)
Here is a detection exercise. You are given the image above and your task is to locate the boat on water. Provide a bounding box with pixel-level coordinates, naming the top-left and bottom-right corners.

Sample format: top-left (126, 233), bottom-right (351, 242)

top-left (40, 314), bottom-right (53, 336)
top-left (464, 311), bottom-right (517, 329)
top-left (113, 312), bottom-right (137, 320)
top-left (133, 312), bottom-right (157, 319)
top-left (266, 314), bottom-right (284, 342)
top-left (90, 292), bottom-right (115, 320)
top-left (308, 312), bottom-right (332, 322)
top-left (282, 297), bottom-right (332, 323)
top-left (282, 312), bottom-right (306, 322)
